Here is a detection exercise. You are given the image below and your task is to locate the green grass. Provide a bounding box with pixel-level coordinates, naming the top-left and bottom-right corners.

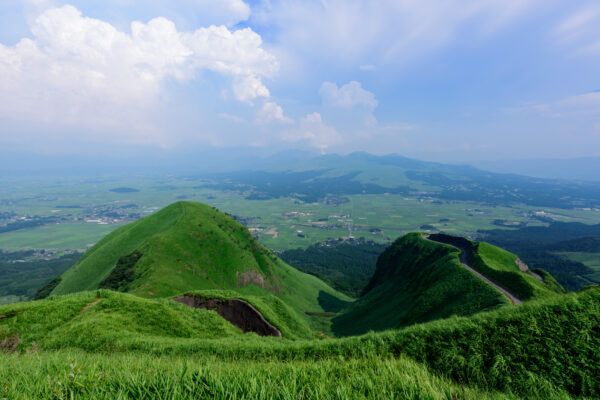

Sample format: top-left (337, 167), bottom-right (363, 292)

top-left (0, 291), bottom-right (243, 351)
top-left (50, 202), bottom-right (352, 332)
top-left (180, 290), bottom-right (315, 339)
top-left (0, 222), bottom-right (124, 250)
top-left (473, 242), bottom-right (563, 300)
top-left (0, 352), bottom-right (519, 400)
top-left (1, 287), bottom-right (598, 398)
top-left (331, 233), bottom-right (509, 336)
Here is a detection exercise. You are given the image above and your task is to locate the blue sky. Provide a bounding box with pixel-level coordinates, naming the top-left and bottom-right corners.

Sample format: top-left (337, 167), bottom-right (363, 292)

top-left (0, 0), bottom-right (599, 162)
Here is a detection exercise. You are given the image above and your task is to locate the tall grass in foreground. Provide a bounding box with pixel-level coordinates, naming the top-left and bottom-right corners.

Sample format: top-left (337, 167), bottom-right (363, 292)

top-left (0, 351), bottom-right (541, 400)
top-left (2, 288), bottom-right (598, 398)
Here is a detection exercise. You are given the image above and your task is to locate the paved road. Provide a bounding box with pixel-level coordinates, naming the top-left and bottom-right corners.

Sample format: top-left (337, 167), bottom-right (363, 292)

top-left (425, 236), bottom-right (523, 305)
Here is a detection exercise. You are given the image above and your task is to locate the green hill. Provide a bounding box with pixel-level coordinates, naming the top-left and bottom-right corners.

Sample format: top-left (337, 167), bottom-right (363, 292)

top-left (48, 201), bottom-right (351, 331)
top-left (331, 233), bottom-right (563, 336)
top-left (0, 289), bottom-right (313, 352)
top-left (1, 285), bottom-right (598, 398)
top-left (428, 233), bottom-right (565, 299)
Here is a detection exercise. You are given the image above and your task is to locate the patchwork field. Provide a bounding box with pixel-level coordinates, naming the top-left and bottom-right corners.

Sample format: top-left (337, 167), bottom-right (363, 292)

top-left (2, 176), bottom-right (600, 252)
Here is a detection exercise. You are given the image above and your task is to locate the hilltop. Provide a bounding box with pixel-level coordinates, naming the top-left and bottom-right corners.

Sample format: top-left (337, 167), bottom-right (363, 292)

top-left (44, 201), bottom-right (350, 331)
top-left (332, 233), bottom-right (564, 336)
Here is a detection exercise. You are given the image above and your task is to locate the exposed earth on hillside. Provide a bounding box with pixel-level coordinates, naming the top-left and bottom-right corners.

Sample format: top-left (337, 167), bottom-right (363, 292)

top-left (173, 295), bottom-right (282, 337)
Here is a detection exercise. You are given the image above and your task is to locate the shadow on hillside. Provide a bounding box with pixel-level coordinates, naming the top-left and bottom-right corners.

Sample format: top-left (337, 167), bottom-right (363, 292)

top-left (318, 291), bottom-right (353, 313)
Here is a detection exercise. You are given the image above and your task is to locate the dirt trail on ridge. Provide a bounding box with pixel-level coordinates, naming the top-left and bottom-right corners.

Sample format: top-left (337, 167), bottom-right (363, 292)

top-left (75, 298), bottom-right (104, 317)
top-left (425, 236), bottom-right (522, 305)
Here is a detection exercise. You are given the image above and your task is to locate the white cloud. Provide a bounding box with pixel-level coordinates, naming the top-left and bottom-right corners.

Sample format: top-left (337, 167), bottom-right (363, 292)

top-left (282, 112), bottom-right (341, 150)
top-left (554, 5), bottom-right (600, 54)
top-left (0, 5), bottom-right (277, 144)
top-left (560, 91), bottom-right (600, 112)
top-left (516, 92), bottom-right (600, 117)
top-left (257, 101), bottom-right (292, 124)
top-left (253, 0), bottom-right (539, 69)
top-left (319, 81), bottom-right (378, 110)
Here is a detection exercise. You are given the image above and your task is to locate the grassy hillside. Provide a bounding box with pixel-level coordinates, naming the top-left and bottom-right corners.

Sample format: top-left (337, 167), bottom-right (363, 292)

top-left (331, 233), bottom-right (509, 336)
top-left (178, 289), bottom-right (314, 339)
top-left (50, 201), bottom-right (351, 331)
top-left (0, 289), bottom-right (313, 350)
top-left (473, 241), bottom-right (565, 299)
top-left (1, 286), bottom-right (598, 398)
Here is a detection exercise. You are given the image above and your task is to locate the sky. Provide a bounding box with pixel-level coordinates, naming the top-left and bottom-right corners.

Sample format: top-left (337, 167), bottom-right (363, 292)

top-left (0, 0), bottom-right (599, 163)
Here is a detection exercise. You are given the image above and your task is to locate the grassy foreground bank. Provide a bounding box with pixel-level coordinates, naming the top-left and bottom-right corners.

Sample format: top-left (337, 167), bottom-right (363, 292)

top-left (1, 287), bottom-right (598, 398)
top-left (0, 351), bottom-right (563, 400)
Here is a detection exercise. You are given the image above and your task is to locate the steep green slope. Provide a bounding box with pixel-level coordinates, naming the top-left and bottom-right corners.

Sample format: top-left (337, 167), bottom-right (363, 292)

top-left (331, 233), bottom-right (509, 336)
top-left (475, 241), bottom-right (566, 298)
top-left (50, 201), bottom-right (351, 330)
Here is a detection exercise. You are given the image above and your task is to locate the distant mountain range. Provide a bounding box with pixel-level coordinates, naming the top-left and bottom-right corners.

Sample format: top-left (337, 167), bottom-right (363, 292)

top-left (473, 157), bottom-right (600, 182)
top-left (201, 151), bottom-right (600, 209)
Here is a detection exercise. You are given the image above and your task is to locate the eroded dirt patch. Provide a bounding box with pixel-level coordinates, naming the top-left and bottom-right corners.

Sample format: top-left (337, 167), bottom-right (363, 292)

top-left (236, 270), bottom-right (267, 288)
top-left (515, 258), bottom-right (529, 272)
top-left (75, 298), bottom-right (104, 317)
top-left (173, 295), bottom-right (282, 337)
top-left (0, 334), bottom-right (21, 353)
top-left (236, 270), bottom-right (282, 295)
top-left (0, 311), bottom-right (25, 321)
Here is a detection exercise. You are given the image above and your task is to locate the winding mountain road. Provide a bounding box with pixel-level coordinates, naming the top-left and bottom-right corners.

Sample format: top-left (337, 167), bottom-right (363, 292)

top-left (425, 235), bottom-right (523, 305)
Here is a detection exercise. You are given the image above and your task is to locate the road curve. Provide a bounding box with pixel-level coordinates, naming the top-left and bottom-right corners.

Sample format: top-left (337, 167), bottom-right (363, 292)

top-left (425, 235), bottom-right (523, 305)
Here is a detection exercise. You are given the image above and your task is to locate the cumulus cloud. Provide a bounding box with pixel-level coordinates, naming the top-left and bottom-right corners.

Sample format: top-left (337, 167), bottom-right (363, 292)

top-left (257, 101), bottom-right (293, 124)
top-left (282, 112), bottom-right (341, 150)
top-left (319, 81), bottom-right (378, 110)
top-left (0, 5), bottom-right (277, 144)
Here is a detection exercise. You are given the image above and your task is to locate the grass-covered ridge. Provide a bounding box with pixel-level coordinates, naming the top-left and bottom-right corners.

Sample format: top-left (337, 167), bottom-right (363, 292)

top-left (49, 201), bottom-right (351, 331)
top-left (331, 233), bottom-right (509, 336)
top-left (1, 287), bottom-right (598, 398)
top-left (0, 289), bottom-right (314, 351)
top-left (428, 233), bottom-right (565, 300)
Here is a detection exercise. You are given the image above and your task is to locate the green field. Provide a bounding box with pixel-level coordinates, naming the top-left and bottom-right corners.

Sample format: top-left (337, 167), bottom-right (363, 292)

top-left (2, 175), bottom-right (600, 251)
top-left (0, 222), bottom-right (123, 249)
